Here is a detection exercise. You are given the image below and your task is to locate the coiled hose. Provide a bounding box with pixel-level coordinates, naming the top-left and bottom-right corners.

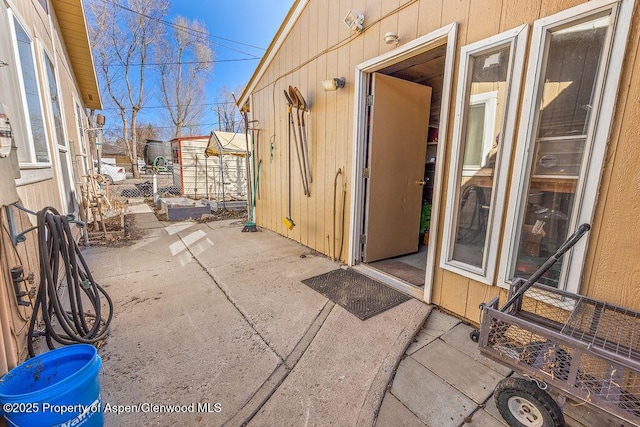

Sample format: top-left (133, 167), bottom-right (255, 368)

top-left (27, 207), bottom-right (113, 357)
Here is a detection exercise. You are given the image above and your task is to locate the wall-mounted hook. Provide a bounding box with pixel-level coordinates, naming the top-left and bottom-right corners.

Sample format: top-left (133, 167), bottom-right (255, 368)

top-left (9, 203), bottom-right (85, 244)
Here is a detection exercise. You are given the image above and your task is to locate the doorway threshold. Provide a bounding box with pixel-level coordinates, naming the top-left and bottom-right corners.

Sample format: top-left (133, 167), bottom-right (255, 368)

top-left (352, 264), bottom-right (424, 300)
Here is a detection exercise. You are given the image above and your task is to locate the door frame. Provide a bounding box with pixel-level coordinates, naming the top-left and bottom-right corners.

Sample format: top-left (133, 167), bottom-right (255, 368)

top-left (348, 23), bottom-right (458, 303)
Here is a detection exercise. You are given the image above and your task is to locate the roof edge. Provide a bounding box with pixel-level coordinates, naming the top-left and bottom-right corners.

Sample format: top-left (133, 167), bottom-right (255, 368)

top-left (238, 0), bottom-right (309, 107)
top-left (51, 0), bottom-right (103, 110)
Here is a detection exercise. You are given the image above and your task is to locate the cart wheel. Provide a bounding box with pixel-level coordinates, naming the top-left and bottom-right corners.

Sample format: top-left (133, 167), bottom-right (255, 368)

top-left (469, 330), bottom-right (480, 343)
top-left (495, 378), bottom-right (564, 427)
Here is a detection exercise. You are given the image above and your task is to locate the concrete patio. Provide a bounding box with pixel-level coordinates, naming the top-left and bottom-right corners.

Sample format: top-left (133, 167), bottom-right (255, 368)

top-left (81, 203), bottom-right (616, 426)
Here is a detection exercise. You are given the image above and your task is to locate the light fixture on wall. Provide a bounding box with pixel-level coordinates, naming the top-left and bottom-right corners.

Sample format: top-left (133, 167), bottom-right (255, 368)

top-left (384, 32), bottom-right (400, 45)
top-left (344, 10), bottom-right (364, 32)
top-left (322, 77), bottom-right (346, 92)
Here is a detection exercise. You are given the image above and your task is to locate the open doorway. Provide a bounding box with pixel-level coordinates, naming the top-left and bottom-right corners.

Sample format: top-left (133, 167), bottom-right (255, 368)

top-left (349, 25), bottom-right (457, 300)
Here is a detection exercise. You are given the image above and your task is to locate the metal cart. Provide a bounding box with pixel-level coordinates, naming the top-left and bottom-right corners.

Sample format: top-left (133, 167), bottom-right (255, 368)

top-left (474, 224), bottom-right (640, 426)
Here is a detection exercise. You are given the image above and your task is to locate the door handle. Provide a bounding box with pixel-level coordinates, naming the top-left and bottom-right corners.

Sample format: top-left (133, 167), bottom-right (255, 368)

top-left (416, 180), bottom-right (428, 186)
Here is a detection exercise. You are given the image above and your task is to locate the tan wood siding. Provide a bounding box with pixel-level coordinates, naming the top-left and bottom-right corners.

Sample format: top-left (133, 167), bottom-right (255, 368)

top-left (581, 5), bottom-right (640, 310)
top-left (247, 0), bottom-right (640, 324)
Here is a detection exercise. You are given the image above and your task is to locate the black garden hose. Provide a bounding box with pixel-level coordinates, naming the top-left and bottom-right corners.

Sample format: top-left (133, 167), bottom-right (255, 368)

top-left (27, 207), bottom-right (113, 357)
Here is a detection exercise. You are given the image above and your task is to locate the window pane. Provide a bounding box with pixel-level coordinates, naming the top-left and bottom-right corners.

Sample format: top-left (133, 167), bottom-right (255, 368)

top-left (14, 19), bottom-right (48, 162)
top-left (44, 53), bottom-right (66, 147)
top-left (76, 104), bottom-right (86, 154)
top-left (451, 45), bottom-right (511, 268)
top-left (462, 104), bottom-right (486, 168)
top-left (512, 14), bottom-right (610, 287)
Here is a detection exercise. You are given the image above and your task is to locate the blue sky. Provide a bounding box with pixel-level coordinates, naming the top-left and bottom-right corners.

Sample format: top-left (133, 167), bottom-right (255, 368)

top-left (165, 1), bottom-right (293, 128)
top-left (97, 0), bottom-right (293, 140)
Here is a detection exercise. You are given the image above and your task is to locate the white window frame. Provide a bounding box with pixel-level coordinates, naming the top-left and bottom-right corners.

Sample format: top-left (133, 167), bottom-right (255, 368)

top-left (42, 48), bottom-right (76, 213)
top-left (42, 49), bottom-right (68, 150)
top-left (75, 101), bottom-right (90, 174)
top-left (6, 9), bottom-right (52, 168)
top-left (463, 91), bottom-right (498, 173)
top-left (441, 25), bottom-right (528, 284)
top-left (498, 0), bottom-right (635, 292)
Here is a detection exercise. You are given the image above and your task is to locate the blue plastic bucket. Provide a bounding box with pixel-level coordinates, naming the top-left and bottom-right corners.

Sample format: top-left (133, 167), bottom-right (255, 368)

top-left (0, 344), bottom-right (102, 427)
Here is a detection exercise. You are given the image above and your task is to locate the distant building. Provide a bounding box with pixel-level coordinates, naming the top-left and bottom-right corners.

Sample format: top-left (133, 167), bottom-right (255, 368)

top-left (170, 132), bottom-right (248, 201)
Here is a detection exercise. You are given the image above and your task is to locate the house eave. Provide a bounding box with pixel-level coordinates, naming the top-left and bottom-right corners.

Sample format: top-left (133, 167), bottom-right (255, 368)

top-left (52, 0), bottom-right (102, 110)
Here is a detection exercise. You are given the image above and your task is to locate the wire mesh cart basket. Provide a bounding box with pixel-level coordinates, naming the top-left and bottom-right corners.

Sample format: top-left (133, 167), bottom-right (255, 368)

top-left (475, 224), bottom-right (640, 426)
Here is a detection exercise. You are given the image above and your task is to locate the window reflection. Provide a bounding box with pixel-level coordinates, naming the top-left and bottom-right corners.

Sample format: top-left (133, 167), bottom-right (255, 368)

top-left (452, 45), bottom-right (511, 269)
top-left (14, 18), bottom-right (49, 163)
top-left (44, 53), bottom-right (66, 147)
top-left (513, 14), bottom-right (610, 287)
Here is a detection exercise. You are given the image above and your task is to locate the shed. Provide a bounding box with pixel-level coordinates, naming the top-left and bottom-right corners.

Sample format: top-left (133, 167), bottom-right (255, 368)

top-left (170, 132), bottom-right (248, 200)
top-left (238, 0), bottom-right (640, 324)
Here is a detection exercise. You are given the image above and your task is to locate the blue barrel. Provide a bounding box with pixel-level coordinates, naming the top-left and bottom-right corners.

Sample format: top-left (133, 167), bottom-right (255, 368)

top-left (0, 344), bottom-right (103, 426)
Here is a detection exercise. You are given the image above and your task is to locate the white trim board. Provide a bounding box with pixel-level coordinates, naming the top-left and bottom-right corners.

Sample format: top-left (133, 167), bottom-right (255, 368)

top-left (440, 25), bottom-right (528, 285)
top-left (348, 23), bottom-right (458, 304)
top-left (497, 0), bottom-right (636, 293)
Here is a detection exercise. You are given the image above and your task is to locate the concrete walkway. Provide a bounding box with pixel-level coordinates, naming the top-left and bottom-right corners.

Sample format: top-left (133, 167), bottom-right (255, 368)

top-left (83, 207), bottom-right (430, 426)
top-left (82, 205), bottom-right (616, 426)
top-left (375, 310), bottom-right (512, 427)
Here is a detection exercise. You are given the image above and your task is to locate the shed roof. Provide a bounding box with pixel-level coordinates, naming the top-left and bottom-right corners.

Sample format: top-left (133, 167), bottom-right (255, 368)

top-left (173, 132), bottom-right (248, 157)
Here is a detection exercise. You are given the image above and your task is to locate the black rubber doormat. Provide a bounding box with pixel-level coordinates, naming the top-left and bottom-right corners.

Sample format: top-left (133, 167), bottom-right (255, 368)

top-left (302, 269), bottom-right (411, 320)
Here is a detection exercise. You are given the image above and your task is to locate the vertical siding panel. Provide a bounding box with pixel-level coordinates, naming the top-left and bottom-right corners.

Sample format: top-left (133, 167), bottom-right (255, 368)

top-left (500, 0), bottom-right (540, 30)
top-left (282, 49), bottom-right (292, 235)
top-left (331, 0), bottom-right (354, 257)
top-left (398, 2), bottom-right (419, 43)
top-left (381, 0), bottom-right (400, 17)
top-left (440, 270), bottom-right (469, 317)
top-left (432, 263), bottom-right (444, 306)
top-left (465, 280), bottom-right (500, 325)
top-left (305, 0), bottom-right (319, 252)
top-left (581, 11), bottom-right (640, 310)
top-left (417, 0), bottom-right (443, 36)
top-left (466, 0), bottom-right (502, 44)
top-left (313, 0), bottom-right (330, 255)
top-left (325, 48), bottom-right (338, 257)
top-left (287, 26), bottom-right (300, 242)
top-left (441, 0), bottom-right (471, 45)
top-left (298, 10), bottom-right (310, 247)
top-left (261, 72), bottom-right (271, 232)
top-left (540, 0), bottom-right (586, 17)
top-left (377, 13), bottom-right (399, 55)
top-left (342, 7), bottom-right (366, 261)
top-left (363, 0), bottom-right (382, 60)
top-left (260, 68), bottom-right (268, 232)
top-left (269, 78), bottom-right (277, 232)
top-left (272, 46), bottom-right (279, 234)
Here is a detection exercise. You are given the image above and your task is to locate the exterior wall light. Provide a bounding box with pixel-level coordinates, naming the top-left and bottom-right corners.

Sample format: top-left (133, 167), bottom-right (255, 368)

top-left (322, 77), bottom-right (346, 92)
top-left (384, 32), bottom-right (400, 45)
top-left (344, 10), bottom-right (364, 32)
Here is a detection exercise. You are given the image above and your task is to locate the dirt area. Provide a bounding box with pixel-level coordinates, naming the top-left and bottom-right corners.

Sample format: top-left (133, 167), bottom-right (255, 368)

top-left (83, 175), bottom-right (248, 248)
top-left (82, 214), bottom-right (141, 247)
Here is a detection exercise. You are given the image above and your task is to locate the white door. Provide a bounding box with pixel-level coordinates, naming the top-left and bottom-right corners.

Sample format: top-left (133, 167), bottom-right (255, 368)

top-left (363, 73), bottom-right (432, 262)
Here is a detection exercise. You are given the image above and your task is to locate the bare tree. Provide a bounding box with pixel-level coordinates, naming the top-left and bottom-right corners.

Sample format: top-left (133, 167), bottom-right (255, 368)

top-left (215, 86), bottom-right (245, 133)
top-left (157, 17), bottom-right (213, 138)
top-left (87, 0), bottom-right (168, 178)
